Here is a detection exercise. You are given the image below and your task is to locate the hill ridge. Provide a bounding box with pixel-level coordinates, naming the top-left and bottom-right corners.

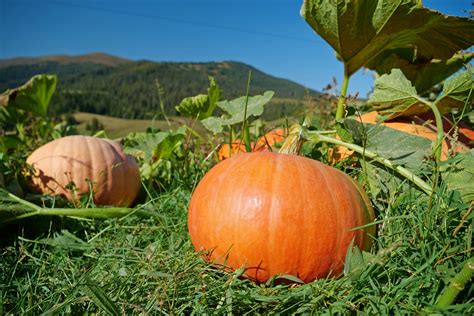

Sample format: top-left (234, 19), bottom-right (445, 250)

top-left (0, 52), bottom-right (130, 68)
top-left (0, 53), bottom-right (319, 120)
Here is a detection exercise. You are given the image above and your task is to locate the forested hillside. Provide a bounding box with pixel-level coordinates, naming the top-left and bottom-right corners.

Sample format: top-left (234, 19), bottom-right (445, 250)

top-left (0, 53), bottom-right (320, 120)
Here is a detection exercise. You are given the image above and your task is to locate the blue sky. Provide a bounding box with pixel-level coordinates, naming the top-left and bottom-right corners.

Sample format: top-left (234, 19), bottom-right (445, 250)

top-left (1, 0), bottom-right (472, 97)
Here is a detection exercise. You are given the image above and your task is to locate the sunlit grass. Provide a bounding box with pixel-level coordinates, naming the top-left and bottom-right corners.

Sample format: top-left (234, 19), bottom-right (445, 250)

top-left (1, 175), bottom-right (472, 314)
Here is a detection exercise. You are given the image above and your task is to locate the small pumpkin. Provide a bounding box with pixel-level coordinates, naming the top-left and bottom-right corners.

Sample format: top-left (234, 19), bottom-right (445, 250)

top-left (218, 128), bottom-right (288, 160)
top-left (217, 140), bottom-right (248, 160)
top-left (188, 151), bottom-right (375, 283)
top-left (330, 111), bottom-right (471, 163)
top-left (254, 128), bottom-right (288, 152)
top-left (27, 135), bottom-right (141, 206)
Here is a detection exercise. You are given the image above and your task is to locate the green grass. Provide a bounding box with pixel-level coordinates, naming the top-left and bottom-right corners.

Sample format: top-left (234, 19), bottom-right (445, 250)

top-left (1, 178), bottom-right (472, 314)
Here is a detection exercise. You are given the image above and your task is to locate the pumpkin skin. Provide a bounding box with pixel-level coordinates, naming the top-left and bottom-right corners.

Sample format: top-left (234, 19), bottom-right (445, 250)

top-left (330, 111), bottom-right (471, 163)
top-left (27, 135), bottom-right (141, 206)
top-left (188, 152), bottom-right (375, 283)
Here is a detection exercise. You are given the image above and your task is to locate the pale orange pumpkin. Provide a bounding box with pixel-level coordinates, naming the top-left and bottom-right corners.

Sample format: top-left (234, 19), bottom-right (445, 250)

top-left (27, 135), bottom-right (141, 206)
top-left (188, 151), bottom-right (375, 283)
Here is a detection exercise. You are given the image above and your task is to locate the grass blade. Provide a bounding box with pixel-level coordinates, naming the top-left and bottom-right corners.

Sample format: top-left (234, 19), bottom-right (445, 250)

top-left (82, 279), bottom-right (121, 316)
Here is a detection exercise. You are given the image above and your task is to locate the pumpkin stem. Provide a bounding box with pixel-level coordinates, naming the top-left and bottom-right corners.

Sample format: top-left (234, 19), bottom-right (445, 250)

top-left (278, 124), bottom-right (304, 155)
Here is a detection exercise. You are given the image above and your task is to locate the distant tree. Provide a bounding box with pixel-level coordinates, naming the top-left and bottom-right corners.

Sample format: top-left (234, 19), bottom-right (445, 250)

top-left (85, 118), bottom-right (104, 134)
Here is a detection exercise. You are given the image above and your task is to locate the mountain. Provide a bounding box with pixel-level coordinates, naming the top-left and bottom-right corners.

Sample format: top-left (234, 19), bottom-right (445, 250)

top-left (0, 53), bottom-right (320, 120)
top-left (0, 52), bottom-right (130, 68)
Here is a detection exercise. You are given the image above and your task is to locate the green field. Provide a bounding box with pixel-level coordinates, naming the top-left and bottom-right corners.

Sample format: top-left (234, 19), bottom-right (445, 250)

top-left (73, 112), bottom-right (198, 139)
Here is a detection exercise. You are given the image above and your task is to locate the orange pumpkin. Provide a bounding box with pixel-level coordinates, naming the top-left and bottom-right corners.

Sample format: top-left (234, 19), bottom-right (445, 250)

top-left (331, 111), bottom-right (471, 162)
top-left (27, 135), bottom-right (141, 206)
top-left (188, 151), bottom-right (375, 283)
top-left (254, 128), bottom-right (288, 152)
top-left (217, 140), bottom-right (248, 160)
top-left (218, 128), bottom-right (289, 160)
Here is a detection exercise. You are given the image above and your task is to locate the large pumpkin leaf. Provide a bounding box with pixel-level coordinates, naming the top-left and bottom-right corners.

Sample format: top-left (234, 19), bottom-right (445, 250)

top-left (201, 91), bottom-right (274, 133)
top-left (369, 51), bottom-right (474, 94)
top-left (301, 0), bottom-right (474, 77)
top-left (436, 69), bottom-right (474, 113)
top-left (368, 69), bottom-right (426, 119)
top-left (442, 150), bottom-right (474, 203)
top-left (0, 74), bottom-right (57, 116)
top-left (369, 68), bottom-right (473, 119)
top-left (344, 117), bottom-right (432, 171)
top-left (175, 76), bottom-right (221, 119)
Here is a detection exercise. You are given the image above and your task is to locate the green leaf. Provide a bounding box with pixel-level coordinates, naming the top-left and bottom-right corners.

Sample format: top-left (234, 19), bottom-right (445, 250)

top-left (154, 126), bottom-right (187, 160)
top-left (82, 279), bottom-right (121, 316)
top-left (37, 230), bottom-right (93, 251)
top-left (443, 150), bottom-right (474, 203)
top-left (436, 69), bottom-right (474, 113)
top-left (0, 74), bottom-right (57, 116)
top-left (335, 121), bottom-right (354, 143)
top-left (206, 76), bottom-right (222, 117)
top-left (370, 51), bottom-right (474, 94)
top-left (201, 91), bottom-right (274, 134)
top-left (200, 116), bottom-right (224, 134)
top-left (301, 0), bottom-right (474, 77)
top-left (368, 69), bottom-right (426, 119)
top-left (343, 239), bottom-right (377, 280)
top-left (175, 94), bottom-right (209, 118)
top-left (124, 126), bottom-right (186, 161)
top-left (344, 117), bottom-right (432, 170)
top-left (175, 76), bottom-right (221, 119)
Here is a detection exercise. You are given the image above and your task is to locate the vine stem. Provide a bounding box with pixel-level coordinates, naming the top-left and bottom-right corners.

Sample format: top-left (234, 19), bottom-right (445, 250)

top-left (278, 125), bottom-right (432, 195)
top-left (335, 71), bottom-right (351, 120)
top-left (420, 97), bottom-right (444, 163)
top-left (435, 257), bottom-right (474, 308)
top-left (0, 190), bottom-right (149, 225)
top-left (309, 132), bottom-right (433, 195)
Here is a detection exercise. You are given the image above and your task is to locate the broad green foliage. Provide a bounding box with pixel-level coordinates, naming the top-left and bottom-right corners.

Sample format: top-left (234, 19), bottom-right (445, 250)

top-left (122, 126), bottom-right (203, 189)
top-left (368, 69), bottom-right (426, 118)
top-left (124, 126), bottom-right (186, 162)
top-left (175, 76), bottom-right (221, 119)
top-left (301, 0), bottom-right (474, 77)
top-left (436, 69), bottom-right (474, 112)
top-left (343, 117), bottom-right (432, 171)
top-left (369, 68), bottom-right (473, 119)
top-left (372, 51), bottom-right (474, 94)
top-left (201, 91), bottom-right (274, 133)
top-left (443, 150), bottom-right (474, 203)
top-left (124, 127), bottom-right (186, 182)
top-left (0, 74), bottom-right (57, 116)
